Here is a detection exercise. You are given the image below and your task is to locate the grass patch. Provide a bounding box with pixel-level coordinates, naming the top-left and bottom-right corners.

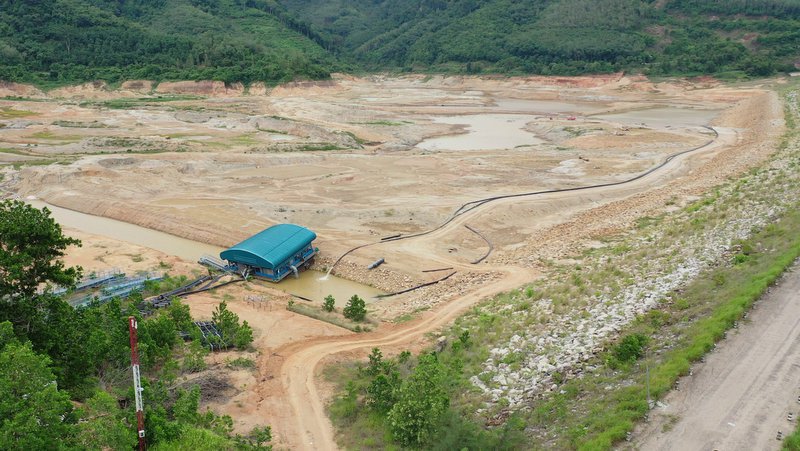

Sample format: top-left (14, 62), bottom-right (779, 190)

top-left (28, 130), bottom-right (83, 143)
top-left (10, 159), bottom-right (61, 169)
top-left (225, 357), bottom-right (256, 370)
top-left (287, 301), bottom-right (374, 332)
top-left (297, 143), bottom-right (343, 151)
top-left (358, 120), bottom-right (406, 126)
top-left (0, 107), bottom-right (36, 118)
top-left (86, 95), bottom-right (204, 109)
top-left (256, 128), bottom-right (289, 135)
top-left (230, 133), bottom-right (260, 146)
top-left (0, 147), bottom-right (35, 156)
top-left (52, 120), bottom-right (111, 128)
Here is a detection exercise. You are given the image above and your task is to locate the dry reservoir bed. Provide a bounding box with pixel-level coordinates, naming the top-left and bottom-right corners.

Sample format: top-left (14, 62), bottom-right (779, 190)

top-left (0, 74), bottom-right (785, 443)
top-left (2, 75), bottom-right (745, 276)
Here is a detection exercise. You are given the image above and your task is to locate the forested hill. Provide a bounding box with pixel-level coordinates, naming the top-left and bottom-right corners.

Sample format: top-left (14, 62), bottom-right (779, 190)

top-left (280, 0), bottom-right (800, 78)
top-left (0, 0), bottom-right (342, 86)
top-left (1, 0), bottom-right (799, 87)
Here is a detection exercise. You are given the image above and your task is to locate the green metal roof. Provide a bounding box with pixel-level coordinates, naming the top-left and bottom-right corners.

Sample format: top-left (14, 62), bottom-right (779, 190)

top-left (220, 224), bottom-right (316, 269)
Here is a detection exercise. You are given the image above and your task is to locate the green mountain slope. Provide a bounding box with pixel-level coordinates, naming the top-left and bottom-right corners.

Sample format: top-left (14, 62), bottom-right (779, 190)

top-left (0, 0), bottom-right (797, 86)
top-left (279, 0), bottom-right (800, 77)
top-left (0, 0), bottom-right (342, 86)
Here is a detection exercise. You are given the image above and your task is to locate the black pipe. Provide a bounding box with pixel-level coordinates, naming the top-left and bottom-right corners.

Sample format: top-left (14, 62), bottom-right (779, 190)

top-left (465, 224), bottom-right (493, 264)
top-left (329, 127), bottom-right (719, 271)
top-left (376, 271), bottom-right (457, 298)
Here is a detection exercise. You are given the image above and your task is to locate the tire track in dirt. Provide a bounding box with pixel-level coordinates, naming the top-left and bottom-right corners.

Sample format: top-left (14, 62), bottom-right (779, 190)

top-left (258, 127), bottom-right (744, 450)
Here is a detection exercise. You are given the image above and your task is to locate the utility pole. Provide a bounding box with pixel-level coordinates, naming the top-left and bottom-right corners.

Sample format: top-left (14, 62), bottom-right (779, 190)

top-left (129, 317), bottom-right (146, 451)
top-left (645, 346), bottom-right (652, 410)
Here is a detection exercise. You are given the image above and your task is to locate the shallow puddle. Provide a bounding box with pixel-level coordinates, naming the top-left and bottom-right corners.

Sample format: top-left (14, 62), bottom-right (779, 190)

top-left (278, 270), bottom-right (384, 304)
top-left (418, 114), bottom-right (543, 151)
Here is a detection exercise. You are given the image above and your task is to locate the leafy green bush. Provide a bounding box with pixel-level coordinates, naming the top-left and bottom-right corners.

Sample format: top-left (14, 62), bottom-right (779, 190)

top-left (343, 295), bottom-right (367, 322)
top-left (612, 333), bottom-right (649, 363)
top-left (323, 294), bottom-right (335, 312)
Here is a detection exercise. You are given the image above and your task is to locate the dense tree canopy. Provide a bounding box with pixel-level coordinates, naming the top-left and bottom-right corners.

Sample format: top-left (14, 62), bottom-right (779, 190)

top-left (0, 203), bottom-right (272, 449)
top-left (280, 0), bottom-right (799, 77)
top-left (0, 0), bottom-right (340, 86)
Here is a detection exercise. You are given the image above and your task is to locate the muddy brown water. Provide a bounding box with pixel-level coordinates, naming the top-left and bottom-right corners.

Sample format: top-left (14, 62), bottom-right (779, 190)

top-left (417, 98), bottom-right (604, 152)
top-left (418, 114), bottom-right (544, 151)
top-left (27, 199), bottom-right (383, 302)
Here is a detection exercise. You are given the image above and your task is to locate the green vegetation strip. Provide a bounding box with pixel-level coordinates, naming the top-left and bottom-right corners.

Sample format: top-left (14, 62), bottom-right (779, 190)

top-left (286, 300), bottom-right (374, 333)
top-left (577, 208), bottom-right (800, 449)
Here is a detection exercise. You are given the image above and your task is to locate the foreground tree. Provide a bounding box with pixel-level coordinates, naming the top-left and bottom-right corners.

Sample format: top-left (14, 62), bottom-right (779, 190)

top-left (0, 200), bottom-right (81, 302)
top-left (0, 200), bottom-right (89, 390)
top-left (387, 353), bottom-right (450, 446)
top-left (0, 321), bottom-right (75, 449)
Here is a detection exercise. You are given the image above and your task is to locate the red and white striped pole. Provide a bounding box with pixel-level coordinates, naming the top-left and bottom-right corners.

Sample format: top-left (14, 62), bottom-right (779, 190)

top-left (128, 316), bottom-right (146, 451)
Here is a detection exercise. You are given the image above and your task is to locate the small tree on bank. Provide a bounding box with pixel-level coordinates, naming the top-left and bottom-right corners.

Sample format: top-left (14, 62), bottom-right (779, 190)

top-left (211, 301), bottom-right (253, 350)
top-left (323, 295), bottom-right (335, 312)
top-left (343, 295), bottom-right (366, 322)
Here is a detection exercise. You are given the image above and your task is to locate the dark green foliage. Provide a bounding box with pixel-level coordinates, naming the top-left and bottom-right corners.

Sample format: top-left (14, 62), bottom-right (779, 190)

top-left (342, 295), bottom-right (366, 322)
top-left (0, 200), bottom-right (81, 300)
top-left (387, 353), bottom-right (450, 446)
top-left (75, 391), bottom-right (137, 450)
top-left (0, 322), bottom-right (75, 449)
top-left (281, 0), bottom-right (799, 77)
top-left (235, 321), bottom-right (254, 349)
top-left (1, 0), bottom-right (799, 83)
top-left (0, 0), bottom-right (340, 86)
top-left (248, 425), bottom-right (273, 449)
top-left (323, 294), bottom-right (335, 312)
top-left (0, 200), bottom-right (272, 450)
top-left (612, 333), bottom-right (649, 363)
top-left (212, 300), bottom-right (254, 350)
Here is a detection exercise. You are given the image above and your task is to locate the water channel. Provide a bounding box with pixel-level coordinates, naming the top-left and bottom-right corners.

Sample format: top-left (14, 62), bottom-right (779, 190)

top-left (27, 200), bottom-right (384, 302)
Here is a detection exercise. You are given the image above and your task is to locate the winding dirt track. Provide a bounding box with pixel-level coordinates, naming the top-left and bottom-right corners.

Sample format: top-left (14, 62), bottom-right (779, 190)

top-left (261, 127), bottom-right (739, 450)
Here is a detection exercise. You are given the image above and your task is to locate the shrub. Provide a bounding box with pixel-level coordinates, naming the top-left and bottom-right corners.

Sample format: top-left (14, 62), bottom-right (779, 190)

top-left (323, 295), bottom-right (335, 312)
top-left (343, 295), bottom-right (367, 322)
top-left (613, 333), bottom-right (649, 363)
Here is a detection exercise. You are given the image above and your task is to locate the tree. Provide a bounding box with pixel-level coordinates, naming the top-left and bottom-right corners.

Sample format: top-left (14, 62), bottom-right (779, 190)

top-left (248, 425), bottom-right (273, 449)
top-left (75, 391), bottom-right (136, 450)
top-left (211, 301), bottom-right (253, 350)
top-left (0, 321), bottom-right (75, 449)
top-left (323, 294), bottom-right (335, 312)
top-left (0, 201), bottom-right (88, 390)
top-left (367, 371), bottom-right (400, 414)
top-left (343, 295), bottom-right (366, 322)
top-left (182, 340), bottom-right (208, 373)
top-left (234, 320), bottom-right (253, 350)
top-left (387, 353), bottom-right (450, 447)
top-left (212, 301), bottom-right (240, 348)
top-left (366, 347), bottom-right (383, 376)
top-left (0, 200), bottom-right (81, 302)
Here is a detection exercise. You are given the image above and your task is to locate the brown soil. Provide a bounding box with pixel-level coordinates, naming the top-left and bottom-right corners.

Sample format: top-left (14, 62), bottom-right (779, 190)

top-left (0, 74), bottom-right (787, 449)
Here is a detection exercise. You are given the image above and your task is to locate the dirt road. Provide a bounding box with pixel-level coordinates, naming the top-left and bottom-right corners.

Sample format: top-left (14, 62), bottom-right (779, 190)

top-left (632, 263), bottom-right (800, 450)
top-left (260, 126), bottom-right (742, 450)
top-left (264, 265), bottom-right (534, 450)
top-left (2, 76), bottom-right (784, 449)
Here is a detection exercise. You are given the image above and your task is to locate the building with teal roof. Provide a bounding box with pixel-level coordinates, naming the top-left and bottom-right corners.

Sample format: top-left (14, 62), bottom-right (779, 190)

top-left (220, 224), bottom-right (318, 282)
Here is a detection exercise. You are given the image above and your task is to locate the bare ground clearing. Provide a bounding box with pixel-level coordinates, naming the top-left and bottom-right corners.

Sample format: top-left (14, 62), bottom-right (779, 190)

top-left (0, 75), bottom-right (787, 449)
